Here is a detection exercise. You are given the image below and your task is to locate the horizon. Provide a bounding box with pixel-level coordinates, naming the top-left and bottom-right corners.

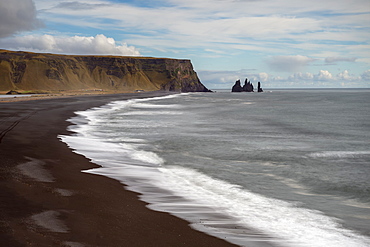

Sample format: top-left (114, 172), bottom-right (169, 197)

top-left (0, 0), bottom-right (369, 89)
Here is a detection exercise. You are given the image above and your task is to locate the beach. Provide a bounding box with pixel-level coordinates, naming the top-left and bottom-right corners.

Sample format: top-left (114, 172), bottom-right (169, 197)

top-left (0, 92), bottom-right (237, 247)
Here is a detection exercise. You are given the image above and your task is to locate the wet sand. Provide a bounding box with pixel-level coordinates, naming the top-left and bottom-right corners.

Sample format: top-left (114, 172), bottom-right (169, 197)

top-left (0, 92), bottom-right (237, 247)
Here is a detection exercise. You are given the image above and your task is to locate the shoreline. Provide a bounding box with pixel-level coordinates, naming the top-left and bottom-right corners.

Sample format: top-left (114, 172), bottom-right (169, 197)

top-left (0, 90), bottom-right (136, 103)
top-left (0, 92), bottom-right (237, 247)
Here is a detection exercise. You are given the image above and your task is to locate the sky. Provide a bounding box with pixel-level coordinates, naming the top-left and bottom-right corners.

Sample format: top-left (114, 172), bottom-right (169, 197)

top-left (0, 0), bottom-right (369, 89)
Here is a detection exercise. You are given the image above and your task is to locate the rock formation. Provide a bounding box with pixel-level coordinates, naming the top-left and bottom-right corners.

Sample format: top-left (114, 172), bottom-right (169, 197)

top-left (5, 90), bottom-right (21, 95)
top-left (242, 78), bottom-right (254, 92)
top-left (257, 81), bottom-right (263, 92)
top-left (0, 50), bottom-right (211, 93)
top-left (231, 79), bottom-right (243, 92)
top-left (231, 78), bottom-right (263, 93)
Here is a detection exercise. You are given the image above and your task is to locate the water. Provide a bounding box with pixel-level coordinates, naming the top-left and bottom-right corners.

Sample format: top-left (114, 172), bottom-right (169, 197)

top-left (60, 89), bottom-right (370, 247)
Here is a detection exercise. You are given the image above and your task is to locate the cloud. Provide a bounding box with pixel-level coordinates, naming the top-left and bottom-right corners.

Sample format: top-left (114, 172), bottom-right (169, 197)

top-left (55, 2), bottom-right (108, 10)
top-left (0, 34), bottom-right (141, 56)
top-left (197, 70), bottom-right (241, 86)
top-left (284, 70), bottom-right (369, 87)
top-left (361, 70), bottom-right (370, 81)
top-left (266, 55), bottom-right (316, 72)
top-left (288, 72), bottom-right (314, 81)
top-left (337, 70), bottom-right (359, 81)
top-left (325, 57), bottom-right (357, 63)
top-left (287, 70), bottom-right (364, 84)
top-left (0, 0), bottom-right (43, 38)
top-left (315, 70), bottom-right (333, 81)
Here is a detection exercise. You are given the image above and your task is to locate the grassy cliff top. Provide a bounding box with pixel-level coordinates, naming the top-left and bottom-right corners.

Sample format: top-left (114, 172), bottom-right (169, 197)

top-left (0, 49), bottom-right (188, 61)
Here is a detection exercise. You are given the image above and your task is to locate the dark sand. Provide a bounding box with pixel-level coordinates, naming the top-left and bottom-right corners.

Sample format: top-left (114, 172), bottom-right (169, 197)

top-left (0, 92), bottom-right (237, 247)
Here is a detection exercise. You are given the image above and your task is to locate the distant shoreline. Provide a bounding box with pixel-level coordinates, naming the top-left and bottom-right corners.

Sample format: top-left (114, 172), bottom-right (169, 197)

top-left (0, 90), bottom-right (157, 103)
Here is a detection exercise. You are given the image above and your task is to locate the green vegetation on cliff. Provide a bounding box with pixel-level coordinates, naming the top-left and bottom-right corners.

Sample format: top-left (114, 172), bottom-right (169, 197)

top-left (0, 50), bottom-right (210, 93)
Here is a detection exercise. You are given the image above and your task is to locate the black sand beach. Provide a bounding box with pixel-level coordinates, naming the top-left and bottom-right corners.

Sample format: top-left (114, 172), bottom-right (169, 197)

top-left (0, 92), bottom-right (237, 247)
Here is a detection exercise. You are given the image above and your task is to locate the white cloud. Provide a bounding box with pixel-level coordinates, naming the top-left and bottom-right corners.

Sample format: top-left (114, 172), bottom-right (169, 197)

top-left (197, 70), bottom-right (241, 86)
top-left (361, 70), bottom-right (370, 81)
top-left (287, 70), bottom-right (359, 83)
top-left (337, 70), bottom-right (359, 81)
top-left (248, 72), bottom-right (270, 83)
top-left (288, 72), bottom-right (314, 81)
top-left (258, 72), bottom-right (269, 82)
top-left (0, 34), bottom-right (141, 56)
top-left (285, 70), bottom-right (369, 87)
top-left (54, 1), bottom-right (108, 10)
top-left (325, 57), bottom-right (357, 63)
top-left (166, 0), bottom-right (369, 15)
top-left (0, 0), bottom-right (43, 38)
top-left (315, 70), bottom-right (333, 81)
top-left (266, 55), bottom-right (316, 72)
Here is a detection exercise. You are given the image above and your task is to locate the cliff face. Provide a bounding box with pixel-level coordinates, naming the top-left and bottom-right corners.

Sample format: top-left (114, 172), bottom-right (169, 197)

top-left (0, 50), bottom-right (210, 92)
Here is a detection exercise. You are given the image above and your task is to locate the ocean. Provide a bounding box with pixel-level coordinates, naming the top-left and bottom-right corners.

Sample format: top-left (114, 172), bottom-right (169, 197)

top-left (60, 89), bottom-right (370, 247)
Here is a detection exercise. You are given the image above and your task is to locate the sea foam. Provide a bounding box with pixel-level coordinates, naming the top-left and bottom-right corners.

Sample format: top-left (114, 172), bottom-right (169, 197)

top-left (308, 151), bottom-right (370, 159)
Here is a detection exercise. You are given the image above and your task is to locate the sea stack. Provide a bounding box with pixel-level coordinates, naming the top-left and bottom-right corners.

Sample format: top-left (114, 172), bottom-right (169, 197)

top-left (257, 82), bottom-right (263, 92)
top-left (231, 79), bottom-right (243, 92)
top-left (231, 78), bottom-right (263, 92)
top-left (242, 78), bottom-right (254, 92)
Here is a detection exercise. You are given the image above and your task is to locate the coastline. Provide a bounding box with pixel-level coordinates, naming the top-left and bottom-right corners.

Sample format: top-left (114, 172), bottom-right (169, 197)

top-left (0, 90), bottom-right (134, 103)
top-left (0, 92), bottom-right (237, 247)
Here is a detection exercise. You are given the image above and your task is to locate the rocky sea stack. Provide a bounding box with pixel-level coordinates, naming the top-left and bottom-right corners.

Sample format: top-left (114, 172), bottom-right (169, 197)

top-left (0, 50), bottom-right (211, 93)
top-left (231, 78), bottom-right (263, 92)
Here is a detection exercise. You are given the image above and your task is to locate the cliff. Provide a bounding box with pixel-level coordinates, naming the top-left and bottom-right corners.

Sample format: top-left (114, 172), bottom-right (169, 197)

top-left (0, 50), bottom-right (210, 93)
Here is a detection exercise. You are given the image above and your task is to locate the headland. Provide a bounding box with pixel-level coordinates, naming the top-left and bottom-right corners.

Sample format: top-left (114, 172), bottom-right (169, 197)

top-left (0, 49), bottom-right (211, 94)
